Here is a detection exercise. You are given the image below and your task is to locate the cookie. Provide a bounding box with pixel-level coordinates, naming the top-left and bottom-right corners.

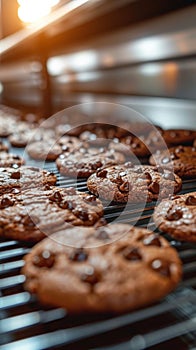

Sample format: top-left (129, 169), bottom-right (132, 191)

top-left (153, 192), bottom-right (196, 242)
top-left (0, 166), bottom-right (56, 195)
top-left (79, 131), bottom-right (110, 147)
top-left (0, 187), bottom-right (104, 242)
top-left (87, 164), bottom-right (182, 203)
top-left (147, 128), bottom-right (196, 153)
top-left (26, 134), bottom-right (82, 161)
top-left (149, 146), bottom-right (196, 178)
top-left (56, 147), bottom-right (125, 178)
top-left (26, 140), bottom-right (63, 161)
top-left (0, 152), bottom-right (25, 167)
top-left (57, 135), bottom-right (82, 153)
top-left (109, 135), bottom-right (150, 158)
top-left (117, 122), bottom-right (162, 136)
top-left (0, 119), bottom-right (18, 137)
top-left (162, 129), bottom-right (196, 146)
top-left (9, 127), bottom-right (55, 148)
top-left (22, 224), bottom-right (182, 313)
top-left (0, 140), bottom-right (8, 152)
top-left (55, 124), bottom-right (84, 137)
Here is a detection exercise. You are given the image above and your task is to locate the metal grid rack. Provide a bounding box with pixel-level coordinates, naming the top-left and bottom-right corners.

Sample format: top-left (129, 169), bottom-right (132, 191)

top-left (0, 147), bottom-right (196, 350)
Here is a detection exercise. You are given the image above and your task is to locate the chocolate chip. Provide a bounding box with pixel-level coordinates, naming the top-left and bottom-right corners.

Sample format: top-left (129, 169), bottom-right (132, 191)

top-left (22, 215), bottom-right (39, 227)
top-left (59, 154), bottom-right (66, 159)
top-left (175, 146), bottom-right (184, 154)
top-left (10, 171), bottom-right (21, 179)
top-left (11, 188), bottom-right (20, 194)
top-left (0, 197), bottom-right (14, 209)
top-left (33, 250), bottom-right (55, 268)
top-left (49, 190), bottom-right (62, 202)
top-left (119, 171), bottom-right (127, 177)
top-left (59, 200), bottom-right (68, 209)
top-left (161, 157), bottom-right (170, 164)
top-left (119, 181), bottom-right (130, 193)
top-left (61, 145), bottom-right (69, 152)
top-left (171, 153), bottom-right (177, 160)
top-left (69, 249), bottom-right (88, 262)
top-left (81, 266), bottom-right (100, 285)
top-left (166, 209), bottom-right (183, 221)
top-left (124, 162), bottom-right (132, 168)
top-left (151, 259), bottom-right (170, 277)
top-left (96, 169), bottom-right (107, 178)
top-left (185, 195), bottom-right (196, 206)
top-left (149, 182), bottom-right (159, 194)
top-left (92, 161), bottom-right (103, 170)
top-left (85, 195), bottom-right (97, 206)
top-left (95, 228), bottom-right (109, 240)
top-left (12, 164), bottom-right (19, 169)
top-left (143, 234), bottom-right (161, 247)
top-left (145, 172), bottom-right (152, 181)
top-left (163, 172), bottom-right (175, 181)
top-left (122, 247), bottom-right (142, 261)
top-left (74, 209), bottom-right (89, 221)
top-left (13, 155), bottom-right (20, 160)
top-left (170, 195), bottom-right (181, 200)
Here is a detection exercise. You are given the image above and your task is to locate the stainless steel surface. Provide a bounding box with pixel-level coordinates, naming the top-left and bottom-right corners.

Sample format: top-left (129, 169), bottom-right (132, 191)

top-left (0, 3), bottom-right (196, 111)
top-left (52, 95), bottom-right (196, 129)
top-left (48, 25), bottom-right (196, 74)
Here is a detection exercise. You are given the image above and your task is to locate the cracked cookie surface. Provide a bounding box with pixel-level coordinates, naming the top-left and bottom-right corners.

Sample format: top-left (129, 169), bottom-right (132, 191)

top-left (153, 192), bottom-right (196, 242)
top-left (87, 164), bottom-right (182, 203)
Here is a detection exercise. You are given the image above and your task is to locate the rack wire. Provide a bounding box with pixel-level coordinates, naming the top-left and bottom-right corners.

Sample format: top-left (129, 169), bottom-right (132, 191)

top-left (0, 153), bottom-right (196, 350)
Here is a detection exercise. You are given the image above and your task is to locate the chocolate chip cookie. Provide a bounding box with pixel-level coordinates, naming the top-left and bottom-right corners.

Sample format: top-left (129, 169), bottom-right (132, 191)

top-left (9, 128), bottom-right (55, 148)
top-left (26, 135), bottom-right (82, 161)
top-left (149, 146), bottom-right (196, 178)
top-left (162, 129), bottom-right (196, 146)
top-left (109, 135), bottom-right (150, 158)
top-left (57, 135), bottom-right (82, 153)
top-left (0, 187), bottom-right (104, 242)
top-left (56, 147), bottom-right (125, 178)
top-left (153, 192), bottom-right (196, 242)
top-left (87, 164), bottom-right (182, 203)
top-left (0, 119), bottom-right (17, 137)
top-left (0, 166), bottom-right (56, 195)
top-left (22, 224), bottom-right (182, 312)
top-left (26, 140), bottom-right (63, 161)
top-left (0, 152), bottom-right (25, 167)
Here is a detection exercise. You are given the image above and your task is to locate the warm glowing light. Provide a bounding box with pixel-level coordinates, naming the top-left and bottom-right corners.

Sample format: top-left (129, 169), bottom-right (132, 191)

top-left (17, 0), bottom-right (60, 6)
top-left (17, 0), bottom-right (60, 24)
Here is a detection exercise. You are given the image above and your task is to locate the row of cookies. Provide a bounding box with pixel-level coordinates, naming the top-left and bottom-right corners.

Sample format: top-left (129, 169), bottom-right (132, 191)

top-left (0, 163), bottom-right (193, 314)
top-left (0, 149), bottom-right (186, 315)
top-left (1, 110), bottom-right (195, 161)
top-left (0, 116), bottom-right (195, 314)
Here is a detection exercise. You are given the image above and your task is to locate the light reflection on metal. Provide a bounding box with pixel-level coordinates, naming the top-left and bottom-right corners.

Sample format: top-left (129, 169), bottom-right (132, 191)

top-left (47, 28), bottom-right (196, 75)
